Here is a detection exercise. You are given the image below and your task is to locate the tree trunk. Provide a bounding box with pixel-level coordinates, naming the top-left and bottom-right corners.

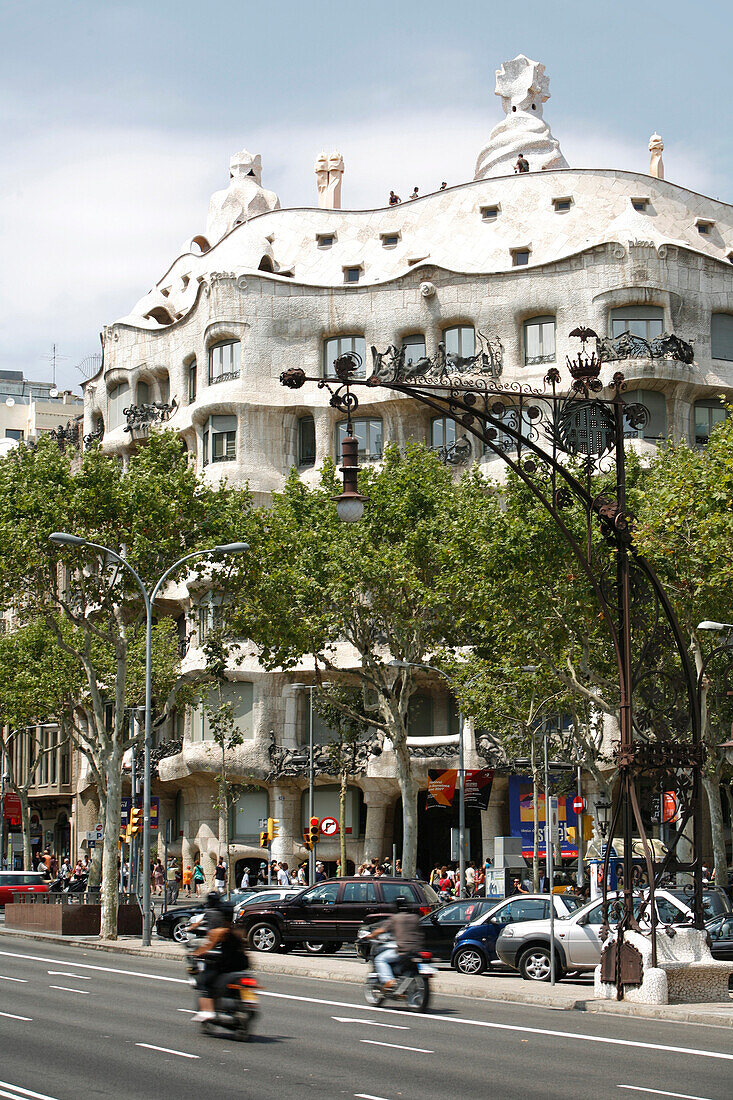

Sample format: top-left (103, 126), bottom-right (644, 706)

top-left (392, 733), bottom-right (419, 878)
top-left (339, 769), bottom-right (348, 875)
top-left (18, 788), bottom-right (32, 871)
top-left (703, 775), bottom-right (728, 884)
top-left (99, 758), bottom-right (121, 940)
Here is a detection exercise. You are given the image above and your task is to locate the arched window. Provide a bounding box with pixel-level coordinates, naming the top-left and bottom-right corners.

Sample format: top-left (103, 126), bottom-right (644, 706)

top-left (523, 316), bottom-right (556, 365)
top-left (610, 306), bottom-right (664, 341)
top-left (191, 235), bottom-right (210, 254)
top-left (209, 340), bottom-right (241, 384)
top-left (159, 376), bottom-right (170, 404)
top-left (403, 333), bottom-right (426, 367)
top-left (202, 414), bottom-right (237, 466)
top-left (443, 325), bottom-right (475, 359)
top-left (623, 389), bottom-right (667, 441)
top-left (694, 398), bottom-right (728, 447)
top-left (298, 416), bottom-right (316, 466)
top-left (711, 314), bottom-right (733, 361)
top-left (323, 335), bottom-right (366, 378)
top-left (108, 382), bottom-right (130, 430)
top-left (136, 381), bottom-right (150, 406)
top-left (336, 417), bottom-right (382, 462)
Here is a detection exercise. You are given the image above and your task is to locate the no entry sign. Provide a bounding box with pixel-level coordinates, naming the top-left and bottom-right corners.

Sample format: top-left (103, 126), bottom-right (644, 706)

top-left (319, 816), bottom-right (339, 836)
top-left (571, 795), bottom-right (586, 815)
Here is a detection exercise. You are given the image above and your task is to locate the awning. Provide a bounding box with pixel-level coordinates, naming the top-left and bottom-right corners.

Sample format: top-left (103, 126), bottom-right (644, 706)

top-left (584, 837), bottom-right (667, 862)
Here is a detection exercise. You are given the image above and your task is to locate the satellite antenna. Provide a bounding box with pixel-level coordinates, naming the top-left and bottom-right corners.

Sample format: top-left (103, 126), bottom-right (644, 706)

top-left (5, 398), bottom-right (14, 407)
top-left (75, 353), bottom-right (102, 381)
top-left (49, 387), bottom-right (59, 399)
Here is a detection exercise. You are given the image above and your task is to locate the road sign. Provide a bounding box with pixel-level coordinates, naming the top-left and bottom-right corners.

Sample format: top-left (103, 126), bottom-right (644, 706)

top-left (319, 816), bottom-right (339, 836)
top-left (571, 795), bottom-right (586, 815)
top-left (2, 793), bottom-right (21, 819)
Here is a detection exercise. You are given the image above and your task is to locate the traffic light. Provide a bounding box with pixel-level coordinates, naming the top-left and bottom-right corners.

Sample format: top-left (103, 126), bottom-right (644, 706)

top-left (302, 830), bottom-right (312, 851)
top-left (267, 817), bottom-right (279, 842)
top-left (308, 816), bottom-right (320, 848)
top-left (130, 807), bottom-right (143, 836)
top-left (259, 829), bottom-right (269, 849)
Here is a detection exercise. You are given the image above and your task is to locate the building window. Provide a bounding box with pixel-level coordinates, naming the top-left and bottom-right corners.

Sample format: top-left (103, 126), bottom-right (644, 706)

top-left (610, 306), bottom-right (664, 341)
top-left (694, 399), bottom-right (728, 447)
top-left (160, 376), bottom-right (170, 404)
top-left (5, 429), bottom-right (23, 441)
top-left (623, 389), bottom-right (667, 441)
top-left (381, 233), bottom-right (400, 248)
top-left (407, 693), bottom-right (433, 738)
top-left (187, 361), bottom-right (197, 404)
top-left (631, 197), bottom-right (649, 212)
top-left (136, 381), bottom-right (150, 405)
top-left (108, 381), bottom-right (130, 430)
top-left (336, 417), bottom-right (383, 462)
top-left (316, 233), bottom-right (335, 248)
top-left (696, 219), bottom-right (714, 235)
top-left (299, 784), bottom-right (363, 836)
top-left (233, 788), bottom-right (269, 838)
top-left (202, 415), bottom-right (236, 466)
top-left (524, 316), bottom-right (556, 365)
top-left (60, 743), bottom-right (70, 786)
top-left (443, 326), bottom-right (475, 359)
top-left (192, 682), bottom-right (254, 742)
top-left (711, 314), bottom-right (733, 361)
top-left (481, 205), bottom-right (499, 221)
top-left (430, 416), bottom-right (471, 462)
top-left (484, 406), bottom-right (534, 453)
top-left (323, 335), bottom-right (366, 378)
top-left (209, 340), bottom-right (241, 384)
top-left (403, 333), bottom-right (426, 367)
top-left (553, 197), bottom-right (572, 212)
top-left (511, 249), bottom-right (530, 266)
top-left (298, 416), bottom-right (316, 466)
top-left (344, 266), bottom-right (362, 283)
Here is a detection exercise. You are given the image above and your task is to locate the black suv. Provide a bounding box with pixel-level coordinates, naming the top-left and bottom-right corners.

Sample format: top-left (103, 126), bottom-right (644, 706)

top-left (236, 877), bottom-right (440, 953)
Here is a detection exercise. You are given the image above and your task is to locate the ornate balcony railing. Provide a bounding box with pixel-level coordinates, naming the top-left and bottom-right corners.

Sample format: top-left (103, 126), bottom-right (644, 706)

top-left (124, 399), bottom-right (178, 435)
top-left (208, 370), bottom-right (241, 385)
top-left (430, 435), bottom-right (473, 466)
top-left (596, 330), bottom-right (695, 365)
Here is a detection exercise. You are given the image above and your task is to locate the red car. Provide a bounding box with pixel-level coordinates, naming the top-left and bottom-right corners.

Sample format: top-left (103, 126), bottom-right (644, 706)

top-left (0, 871), bottom-right (48, 906)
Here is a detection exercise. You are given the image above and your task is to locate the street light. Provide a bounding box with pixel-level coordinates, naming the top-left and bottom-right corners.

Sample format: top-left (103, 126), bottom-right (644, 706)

top-left (49, 532), bottom-right (248, 944)
top-left (389, 659), bottom-right (469, 897)
top-left (292, 682), bottom-right (316, 885)
top-left (595, 798), bottom-right (613, 839)
top-left (333, 433), bottom-right (368, 523)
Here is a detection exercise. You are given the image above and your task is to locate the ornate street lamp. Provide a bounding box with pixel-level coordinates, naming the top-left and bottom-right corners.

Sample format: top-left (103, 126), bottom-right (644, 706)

top-left (595, 798), bottom-right (613, 839)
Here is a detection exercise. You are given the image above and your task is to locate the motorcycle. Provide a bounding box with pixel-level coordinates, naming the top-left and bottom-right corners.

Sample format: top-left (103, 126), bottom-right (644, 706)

top-left (184, 914), bottom-right (258, 1040)
top-left (357, 928), bottom-right (434, 1012)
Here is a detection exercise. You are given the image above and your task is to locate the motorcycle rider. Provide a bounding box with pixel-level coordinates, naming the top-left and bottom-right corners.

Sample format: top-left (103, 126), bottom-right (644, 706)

top-left (364, 896), bottom-right (424, 991)
top-left (191, 899), bottom-right (249, 1023)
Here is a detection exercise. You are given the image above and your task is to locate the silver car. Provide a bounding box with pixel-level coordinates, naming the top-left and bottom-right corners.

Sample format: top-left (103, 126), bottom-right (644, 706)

top-left (495, 889), bottom-right (698, 981)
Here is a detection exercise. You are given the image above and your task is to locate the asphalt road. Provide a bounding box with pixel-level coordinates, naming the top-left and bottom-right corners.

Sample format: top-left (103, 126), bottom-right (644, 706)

top-left (0, 936), bottom-right (731, 1100)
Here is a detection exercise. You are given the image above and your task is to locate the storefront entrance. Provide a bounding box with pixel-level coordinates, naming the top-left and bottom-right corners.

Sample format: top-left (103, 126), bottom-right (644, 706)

top-left (393, 792), bottom-right (483, 878)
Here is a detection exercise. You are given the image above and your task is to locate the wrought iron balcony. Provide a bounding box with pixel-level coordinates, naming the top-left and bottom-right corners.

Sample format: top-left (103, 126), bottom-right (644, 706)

top-left (123, 399), bottom-right (178, 436)
top-left (596, 330), bottom-right (695, 365)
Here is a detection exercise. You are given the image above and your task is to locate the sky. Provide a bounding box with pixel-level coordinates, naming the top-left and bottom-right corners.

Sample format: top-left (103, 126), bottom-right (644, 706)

top-left (1, 0), bottom-right (731, 393)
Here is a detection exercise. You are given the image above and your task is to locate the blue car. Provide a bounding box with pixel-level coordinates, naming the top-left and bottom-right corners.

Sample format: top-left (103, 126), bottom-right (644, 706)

top-left (450, 892), bottom-right (582, 975)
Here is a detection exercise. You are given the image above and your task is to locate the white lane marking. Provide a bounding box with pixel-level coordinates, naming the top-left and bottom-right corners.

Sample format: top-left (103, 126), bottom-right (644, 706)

top-left (136, 1043), bottom-right (199, 1060)
top-left (260, 990), bottom-right (733, 1064)
top-left (0, 1012), bottom-right (32, 1022)
top-left (355, 1094), bottom-right (393, 1100)
top-left (360, 1039), bottom-right (434, 1054)
top-left (0, 976), bottom-right (27, 983)
top-left (333, 1016), bottom-right (409, 1030)
top-left (177, 1008), bottom-right (196, 1014)
top-left (48, 985), bottom-right (90, 995)
top-left (618, 1088), bottom-right (714, 1100)
top-left (2, 949), bottom-right (731, 1065)
top-left (47, 971), bottom-right (90, 980)
top-left (0, 1080), bottom-right (58, 1100)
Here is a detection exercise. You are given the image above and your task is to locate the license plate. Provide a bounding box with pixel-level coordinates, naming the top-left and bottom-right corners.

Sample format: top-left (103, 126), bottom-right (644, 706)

top-left (417, 964), bottom-right (436, 976)
top-left (239, 990), bottom-right (258, 1003)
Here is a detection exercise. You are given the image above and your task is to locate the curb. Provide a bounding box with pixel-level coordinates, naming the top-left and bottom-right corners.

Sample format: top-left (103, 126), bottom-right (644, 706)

top-left (1, 927), bottom-right (730, 1027)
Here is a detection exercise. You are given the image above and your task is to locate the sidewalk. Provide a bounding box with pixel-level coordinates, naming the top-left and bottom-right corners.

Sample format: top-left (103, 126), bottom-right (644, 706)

top-left (1, 925), bottom-right (731, 1028)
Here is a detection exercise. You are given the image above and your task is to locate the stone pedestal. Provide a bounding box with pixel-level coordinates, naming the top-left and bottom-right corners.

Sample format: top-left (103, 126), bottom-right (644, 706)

top-left (594, 928), bottom-right (733, 1004)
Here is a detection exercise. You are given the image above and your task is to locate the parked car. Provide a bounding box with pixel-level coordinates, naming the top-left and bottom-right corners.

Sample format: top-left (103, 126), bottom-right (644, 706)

top-left (666, 887), bottom-right (731, 918)
top-left (451, 893), bottom-right (582, 975)
top-left (495, 889), bottom-right (700, 982)
top-left (706, 913), bottom-right (733, 963)
top-left (0, 871), bottom-right (48, 907)
top-left (417, 898), bottom-right (499, 960)
top-left (155, 888), bottom-right (263, 942)
top-left (232, 887), bottom-right (301, 920)
top-left (237, 877), bottom-right (440, 953)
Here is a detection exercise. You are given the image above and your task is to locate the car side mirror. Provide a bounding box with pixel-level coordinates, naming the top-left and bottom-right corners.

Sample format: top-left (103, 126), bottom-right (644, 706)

top-left (576, 913), bottom-right (588, 926)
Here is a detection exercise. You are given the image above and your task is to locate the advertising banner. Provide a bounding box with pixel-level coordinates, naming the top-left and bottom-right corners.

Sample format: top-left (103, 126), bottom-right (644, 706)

top-left (464, 768), bottom-right (494, 810)
top-left (508, 775), bottom-right (579, 857)
top-left (426, 769), bottom-right (457, 808)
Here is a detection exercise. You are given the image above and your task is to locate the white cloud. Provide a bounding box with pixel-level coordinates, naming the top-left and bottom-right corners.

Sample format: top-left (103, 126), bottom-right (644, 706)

top-left (0, 113), bottom-right (720, 391)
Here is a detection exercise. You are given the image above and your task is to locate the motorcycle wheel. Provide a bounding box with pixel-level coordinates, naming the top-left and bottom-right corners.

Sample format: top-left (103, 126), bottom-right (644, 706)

top-left (406, 976), bottom-right (430, 1012)
top-left (364, 982), bottom-right (384, 1006)
top-left (234, 1014), bottom-right (252, 1041)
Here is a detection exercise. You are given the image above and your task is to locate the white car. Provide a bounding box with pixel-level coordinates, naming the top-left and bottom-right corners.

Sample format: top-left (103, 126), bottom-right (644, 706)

top-left (233, 887), bottom-right (302, 920)
top-left (495, 889), bottom-right (699, 981)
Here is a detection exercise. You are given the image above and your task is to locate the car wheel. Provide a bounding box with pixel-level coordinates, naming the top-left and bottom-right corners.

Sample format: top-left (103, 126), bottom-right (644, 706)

top-left (302, 941), bottom-right (328, 955)
top-left (248, 922), bottom-right (281, 953)
top-left (453, 947), bottom-right (486, 976)
top-left (171, 918), bottom-right (190, 944)
top-left (518, 946), bottom-right (563, 982)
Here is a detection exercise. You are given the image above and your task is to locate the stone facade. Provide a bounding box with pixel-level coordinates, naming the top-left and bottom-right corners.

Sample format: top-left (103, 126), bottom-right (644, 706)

top-left (82, 57), bottom-right (733, 881)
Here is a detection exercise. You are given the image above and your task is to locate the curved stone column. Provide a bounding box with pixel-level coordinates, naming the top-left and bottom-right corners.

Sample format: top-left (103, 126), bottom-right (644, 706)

top-left (362, 788), bottom-right (393, 863)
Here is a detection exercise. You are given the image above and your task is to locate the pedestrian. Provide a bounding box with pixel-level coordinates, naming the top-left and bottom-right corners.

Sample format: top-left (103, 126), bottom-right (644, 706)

top-left (153, 858), bottom-right (165, 896)
top-left (277, 861), bottom-right (290, 886)
top-left (166, 859), bottom-right (180, 904)
top-left (297, 862), bottom-right (307, 885)
top-left (192, 858), bottom-right (204, 896)
top-left (514, 152), bottom-right (529, 174)
top-left (409, 187), bottom-right (419, 200)
top-left (388, 190), bottom-right (401, 205)
top-left (429, 863), bottom-right (441, 887)
top-left (439, 181), bottom-right (447, 190)
top-left (214, 857), bottom-right (227, 894)
top-left (511, 877), bottom-right (528, 895)
top-left (315, 861), bottom-right (326, 883)
top-left (239, 865), bottom-right (250, 889)
top-left (182, 865), bottom-right (193, 897)
top-left (395, 859), bottom-right (402, 877)
top-left (465, 861), bottom-right (476, 897)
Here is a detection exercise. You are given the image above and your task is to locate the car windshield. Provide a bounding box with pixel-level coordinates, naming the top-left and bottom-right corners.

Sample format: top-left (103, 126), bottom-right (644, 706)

top-left (420, 882), bottom-right (441, 906)
top-left (561, 896), bottom-right (583, 912)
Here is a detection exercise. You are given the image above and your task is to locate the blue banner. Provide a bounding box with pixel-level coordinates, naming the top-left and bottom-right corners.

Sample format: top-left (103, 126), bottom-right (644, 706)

top-left (508, 776), bottom-right (579, 857)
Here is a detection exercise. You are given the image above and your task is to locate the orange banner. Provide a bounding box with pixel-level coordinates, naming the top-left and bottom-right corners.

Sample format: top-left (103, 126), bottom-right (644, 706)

top-left (427, 769), bottom-right (458, 808)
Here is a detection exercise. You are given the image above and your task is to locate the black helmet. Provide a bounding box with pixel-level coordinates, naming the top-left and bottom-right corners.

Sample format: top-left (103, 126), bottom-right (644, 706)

top-left (205, 891), bottom-right (220, 908)
top-left (218, 901), bottom-right (234, 923)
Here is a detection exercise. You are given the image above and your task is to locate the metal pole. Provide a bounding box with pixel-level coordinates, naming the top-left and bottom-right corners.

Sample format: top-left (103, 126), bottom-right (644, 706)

top-left (458, 711), bottom-right (466, 899)
top-left (544, 729), bottom-right (556, 986)
top-left (129, 717), bottom-right (137, 899)
top-left (308, 686), bottom-right (315, 887)
top-left (141, 591), bottom-right (153, 946)
top-left (0, 742), bottom-right (6, 871)
top-left (392, 842), bottom-right (397, 876)
top-left (576, 763), bottom-right (585, 889)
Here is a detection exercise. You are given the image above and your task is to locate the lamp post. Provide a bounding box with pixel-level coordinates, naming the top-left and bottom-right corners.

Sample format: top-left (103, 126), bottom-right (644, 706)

top-left (292, 682), bottom-right (316, 885)
top-left (49, 532), bottom-right (248, 945)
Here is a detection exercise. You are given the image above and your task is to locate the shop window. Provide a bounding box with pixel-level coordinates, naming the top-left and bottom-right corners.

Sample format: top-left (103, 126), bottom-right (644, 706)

top-left (323, 335), bottom-right (367, 379)
top-left (300, 784), bottom-right (363, 836)
top-left (233, 788), bottom-right (269, 838)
